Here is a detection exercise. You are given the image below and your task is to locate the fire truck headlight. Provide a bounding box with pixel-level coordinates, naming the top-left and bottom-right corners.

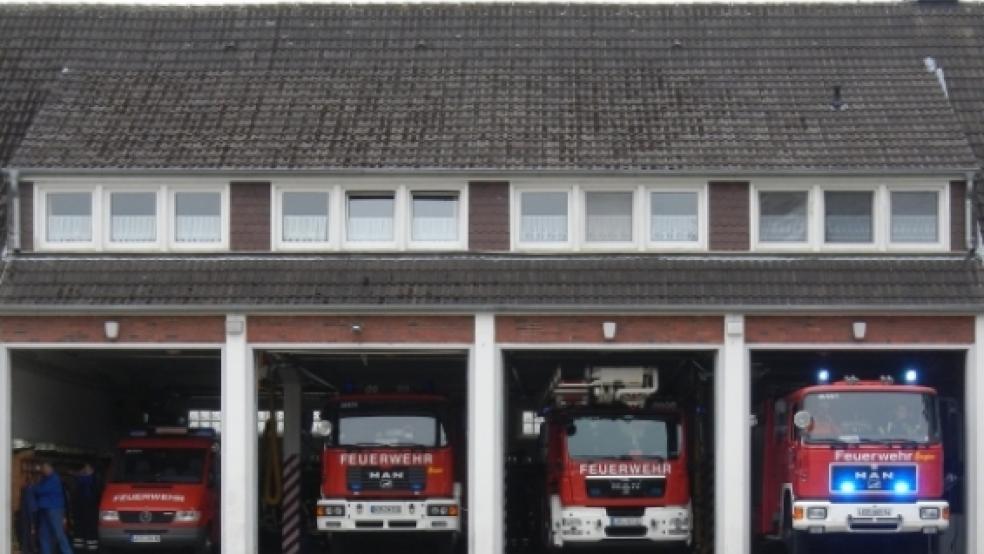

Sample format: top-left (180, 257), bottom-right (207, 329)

top-left (561, 517), bottom-right (583, 528)
top-left (427, 505), bottom-right (458, 517)
top-left (174, 510), bottom-right (201, 523)
top-left (920, 508), bottom-right (940, 520)
top-left (99, 510), bottom-right (119, 522)
top-left (806, 508), bottom-right (827, 520)
top-left (318, 505), bottom-right (346, 517)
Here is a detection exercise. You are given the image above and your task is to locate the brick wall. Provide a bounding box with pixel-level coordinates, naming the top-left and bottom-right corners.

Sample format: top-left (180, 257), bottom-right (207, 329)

top-left (248, 315), bottom-right (475, 343)
top-left (468, 181), bottom-right (510, 251)
top-left (709, 181), bottom-right (749, 251)
top-left (951, 180), bottom-right (967, 252)
top-left (230, 181), bottom-right (271, 251)
top-left (745, 315), bottom-right (974, 344)
top-left (0, 316), bottom-right (226, 343)
top-left (18, 181), bottom-right (33, 251)
top-left (495, 315), bottom-right (724, 344)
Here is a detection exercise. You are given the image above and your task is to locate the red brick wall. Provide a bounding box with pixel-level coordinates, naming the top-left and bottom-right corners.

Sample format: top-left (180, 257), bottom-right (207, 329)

top-left (0, 316), bottom-right (226, 343)
top-left (951, 180), bottom-right (967, 252)
top-left (230, 181), bottom-right (271, 251)
top-left (248, 316), bottom-right (475, 343)
top-left (709, 181), bottom-right (749, 251)
top-left (19, 181), bottom-right (33, 252)
top-left (468, 181), bottom-right (510, 251)
top-left (745, 316), bottom-right (974, 344)
top-left (495, 316), bottom-right (724, 344)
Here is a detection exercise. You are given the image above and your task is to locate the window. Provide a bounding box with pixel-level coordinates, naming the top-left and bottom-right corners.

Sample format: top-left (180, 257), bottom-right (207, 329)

top-left (174, 192), bottom-right (222, 243)
top-left (110, 192), bottom-right (157, 243)
top-left (759, 191), bottom-right (808, 242)
top-left (189, 410), bottom-right (222, 433)
top-left (412, 192), bottom-right (459, 242)
top-left (46, 192), bottom-right (92, 243)
top-left (891, 191), bottom-right (938, 243)
top-left (585, 191), bottom-right (632, 242)
top-left (347, 192), bottom-right (395, 242)
top-left (520, 191), bottom-right (568, 243)
top-left (824, 190), bottom-right (873, 243)
top-left (651, 191), bottom-right (698, 242)
top-left (521, 410), bottom-right (545, 438)
top-left (282, 191), bottom-right (330, 243)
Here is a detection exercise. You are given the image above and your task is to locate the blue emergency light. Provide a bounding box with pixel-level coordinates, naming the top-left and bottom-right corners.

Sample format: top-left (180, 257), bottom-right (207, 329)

top-left (838, 481), bottom-right (856, 493)
top-left (894, 481), bottom-right (912, 494)
top-left (904, 369), bottom-right (919, 384)
top-left (817, 369), bottom-right (831, 384)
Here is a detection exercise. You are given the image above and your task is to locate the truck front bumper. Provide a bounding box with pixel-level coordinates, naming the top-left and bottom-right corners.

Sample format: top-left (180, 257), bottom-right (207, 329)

top-left (99, 525), bottom-right (207, 549)
top-left (316, 498), bottom-right (460, 533)
top-left (791, 500), bottom-right (949, 534)
top-left (550, 502), bottom-right (691, 545)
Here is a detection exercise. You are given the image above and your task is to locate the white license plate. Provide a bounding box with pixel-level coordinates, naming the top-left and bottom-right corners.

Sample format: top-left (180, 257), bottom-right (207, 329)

top-left (858, 507), bottom-right (892, 517)
top-left (130, 535), bottom-right (162, 544)
top-left (610, 517), bottom-right (642, 527)
top-left (370, 505), bottom-right (402, 515)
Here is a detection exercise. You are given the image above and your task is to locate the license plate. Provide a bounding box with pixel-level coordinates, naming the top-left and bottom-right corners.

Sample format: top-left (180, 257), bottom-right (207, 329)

top-left (370, 505), bottom-right (402, 515)
top-left (130, 535), bottom-right (161, 544)
top-left (858, 507), bottom-right (892, 517)
top-left (610, 516), bottom-right (642, 527)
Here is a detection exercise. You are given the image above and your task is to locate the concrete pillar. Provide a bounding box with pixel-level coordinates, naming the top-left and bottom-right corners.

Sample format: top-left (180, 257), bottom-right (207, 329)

top-left (0, 346), bottom-right (10, 554)
top-left (469, 313), bottom-right (503, 554)
top-left (967, 315), bottom-right (984, 554)
top-left (222, 314), bottom-right (257, 554)
top-left (716, 314), bottom-right (750, 554)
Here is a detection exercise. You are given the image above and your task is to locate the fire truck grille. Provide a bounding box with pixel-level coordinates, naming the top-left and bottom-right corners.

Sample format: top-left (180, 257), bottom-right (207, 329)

top-left (119, 511), bottom-right (176, 524)
top-left (347, 466), bottom-right (427, 491)
top-left (586, 478), bottom-right (665, 499)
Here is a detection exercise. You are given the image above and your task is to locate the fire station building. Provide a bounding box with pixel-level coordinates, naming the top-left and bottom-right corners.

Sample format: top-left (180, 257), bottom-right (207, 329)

top-left (1, 3), bottom-right (984, 554)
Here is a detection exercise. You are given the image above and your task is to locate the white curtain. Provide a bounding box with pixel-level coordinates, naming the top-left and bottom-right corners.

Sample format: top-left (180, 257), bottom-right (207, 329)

top-left (521, 215), bottom-right (567, 242)
top-left (825, 215), bottom-right (871, 242)
top-left (348, 217), bottom-right (394, 241)
top-left (760, 214), bottom-right (806, 242)
top-left (892, 215), bottom-right (937, 242)
top-left (176, 215), bottom-right (221, 243)
top-left (412, 217), bottom-right (457, 241)
top-left (111, 215), bottom-right (156, 242)
top-left (284, 215), bottom-right (329, 242)
top-left (586, 215), bottom-right (632, 242)
top-left (47, 215), bottom-right (91, 242)
top-left (651, 215), bottom-right (697, 242)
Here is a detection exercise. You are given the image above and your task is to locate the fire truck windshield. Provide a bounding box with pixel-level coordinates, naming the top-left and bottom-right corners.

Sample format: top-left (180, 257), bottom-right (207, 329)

top-left (337, 414), bottom-right (446, 447)
top-left (111, 448), bottom-right (207, 484)
top-left (801, 391), bottom-right (940, 445)
top-left (566, 416), bottom-right (678, 459)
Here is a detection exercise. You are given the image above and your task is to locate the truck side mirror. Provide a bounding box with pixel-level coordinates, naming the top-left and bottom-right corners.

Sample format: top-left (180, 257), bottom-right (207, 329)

top-left (793, 410), bottom-right (812, 430)
top-left (313, 420), bottom-right (333, 439)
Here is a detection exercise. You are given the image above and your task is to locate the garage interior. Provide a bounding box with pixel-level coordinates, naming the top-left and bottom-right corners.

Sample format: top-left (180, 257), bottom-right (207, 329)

top-left (9, 348), bottom-right (221, 554)
top-left (501, 349), bottom-right (717, 554)
top-left (750, 349), bottom-right (968, 554)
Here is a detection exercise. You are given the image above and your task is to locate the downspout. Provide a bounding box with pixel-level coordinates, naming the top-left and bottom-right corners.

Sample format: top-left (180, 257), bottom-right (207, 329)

top-left (0, 168), bottom-right (19, 254)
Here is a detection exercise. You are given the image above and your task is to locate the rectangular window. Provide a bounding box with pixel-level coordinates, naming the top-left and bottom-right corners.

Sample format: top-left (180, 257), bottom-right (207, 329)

top-left (110, 192), bottom-right (156, 243)
top-left (47, 192), bottom-right (92, 243)
top-left (282, 191), bottom-right (329, 243)
top-left (651, 191), bottom-right (698, 242)
top-left (174, 192), bottom-right (222, 243)
top-left (824, 191), bottom-right (873, 243)
top-left (520, 191), bottom-right (568, 242)
top-left (585, 191), bottom-right (633, 242)
top-left (891, 191), bottom-right (938, 243)
top-left (347, 192), bottom-right (395, 242)
top-left (759, 191), bottom-right (808, 242)
top-left (412, 192), bottom-right (459, 242)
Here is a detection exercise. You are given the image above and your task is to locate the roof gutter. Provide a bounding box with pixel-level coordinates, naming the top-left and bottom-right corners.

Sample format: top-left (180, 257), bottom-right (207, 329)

top-left (1, 168), bottom-right (20, 253)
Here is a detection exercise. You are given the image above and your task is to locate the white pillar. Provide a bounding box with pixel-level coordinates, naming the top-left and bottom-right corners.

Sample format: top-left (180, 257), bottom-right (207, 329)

top-left (0, 346), bottom-right (10, 554)
top-left (222, 314), bottom-right (257, 554)
top-left (469, 313), bottom-right (503, 554)
top-left (967, 315), bottom-right (984, 554)
top-left (716, 314), bottom-right (750, 554)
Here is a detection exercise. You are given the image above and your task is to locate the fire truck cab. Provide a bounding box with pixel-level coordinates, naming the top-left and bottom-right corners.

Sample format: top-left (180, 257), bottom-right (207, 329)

top-left (759, 371), bottom-right (949, 552)
top-left (315, 393), bottom-right (461, 551)
top-left (540, 367), bottom-right (691, 550)
top-left (98, 427), bottom-right (220, 553)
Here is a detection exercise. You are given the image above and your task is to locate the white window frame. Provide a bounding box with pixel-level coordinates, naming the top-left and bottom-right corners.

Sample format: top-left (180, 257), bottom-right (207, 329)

top-left (406, 186), bottom-right (468, 251)
top-left (342, 185), bottom-right (402, 251)
top-left (512, 187), bottom-right (574, 251)
top-left (36, 186), bottom-right (99, 252)
top-left (102, 186), bottom-right (165, 251)
top-left (167, 185), bottom-right (230, 252)
top-left (581, 186), bottom-right (638, 249)
top-left (272, 184), bottom-right (339, 251)
top-left (751, 178), bottom-right (951, 253)
top-left (645, 184), bottom-right (708, 251)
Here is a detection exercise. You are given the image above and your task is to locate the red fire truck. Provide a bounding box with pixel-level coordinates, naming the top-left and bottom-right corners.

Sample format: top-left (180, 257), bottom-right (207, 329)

top-left (315, 393), bottom-right (460, 553)
top-left (98, 427), bottom-right (219, 553)
top-left (540, 367), bottom-right (691, 550)
top-left (758, 370), bottom-right (949, 553)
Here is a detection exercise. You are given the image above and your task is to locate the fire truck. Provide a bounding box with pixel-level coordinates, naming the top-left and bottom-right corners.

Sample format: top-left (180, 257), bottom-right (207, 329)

top-left (315, 392), bottom-right (461, 553)
top-left (757, 370), bottom-right (949, 553)
top-left (539, 367), bottom-right (691, 550)
top-left (98, 427), bottom-right (220, 553)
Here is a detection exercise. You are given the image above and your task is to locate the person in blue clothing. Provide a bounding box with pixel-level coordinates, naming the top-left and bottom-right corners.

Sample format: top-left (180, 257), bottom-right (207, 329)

top-left (33, 462), bottom-right (74, 554)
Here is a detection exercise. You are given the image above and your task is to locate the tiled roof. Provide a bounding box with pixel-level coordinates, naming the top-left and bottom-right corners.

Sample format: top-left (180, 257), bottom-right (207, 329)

top-left (0, 254), bottom-right (981, 311)
top-left (0, 3), bottom-right (982, 171)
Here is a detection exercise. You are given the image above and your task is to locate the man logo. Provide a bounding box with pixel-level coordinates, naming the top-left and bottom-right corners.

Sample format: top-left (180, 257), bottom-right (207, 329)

top-left (139, 511), bottom-right (153, 523)
top-left (380, 479), bottom-right (394, 489)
